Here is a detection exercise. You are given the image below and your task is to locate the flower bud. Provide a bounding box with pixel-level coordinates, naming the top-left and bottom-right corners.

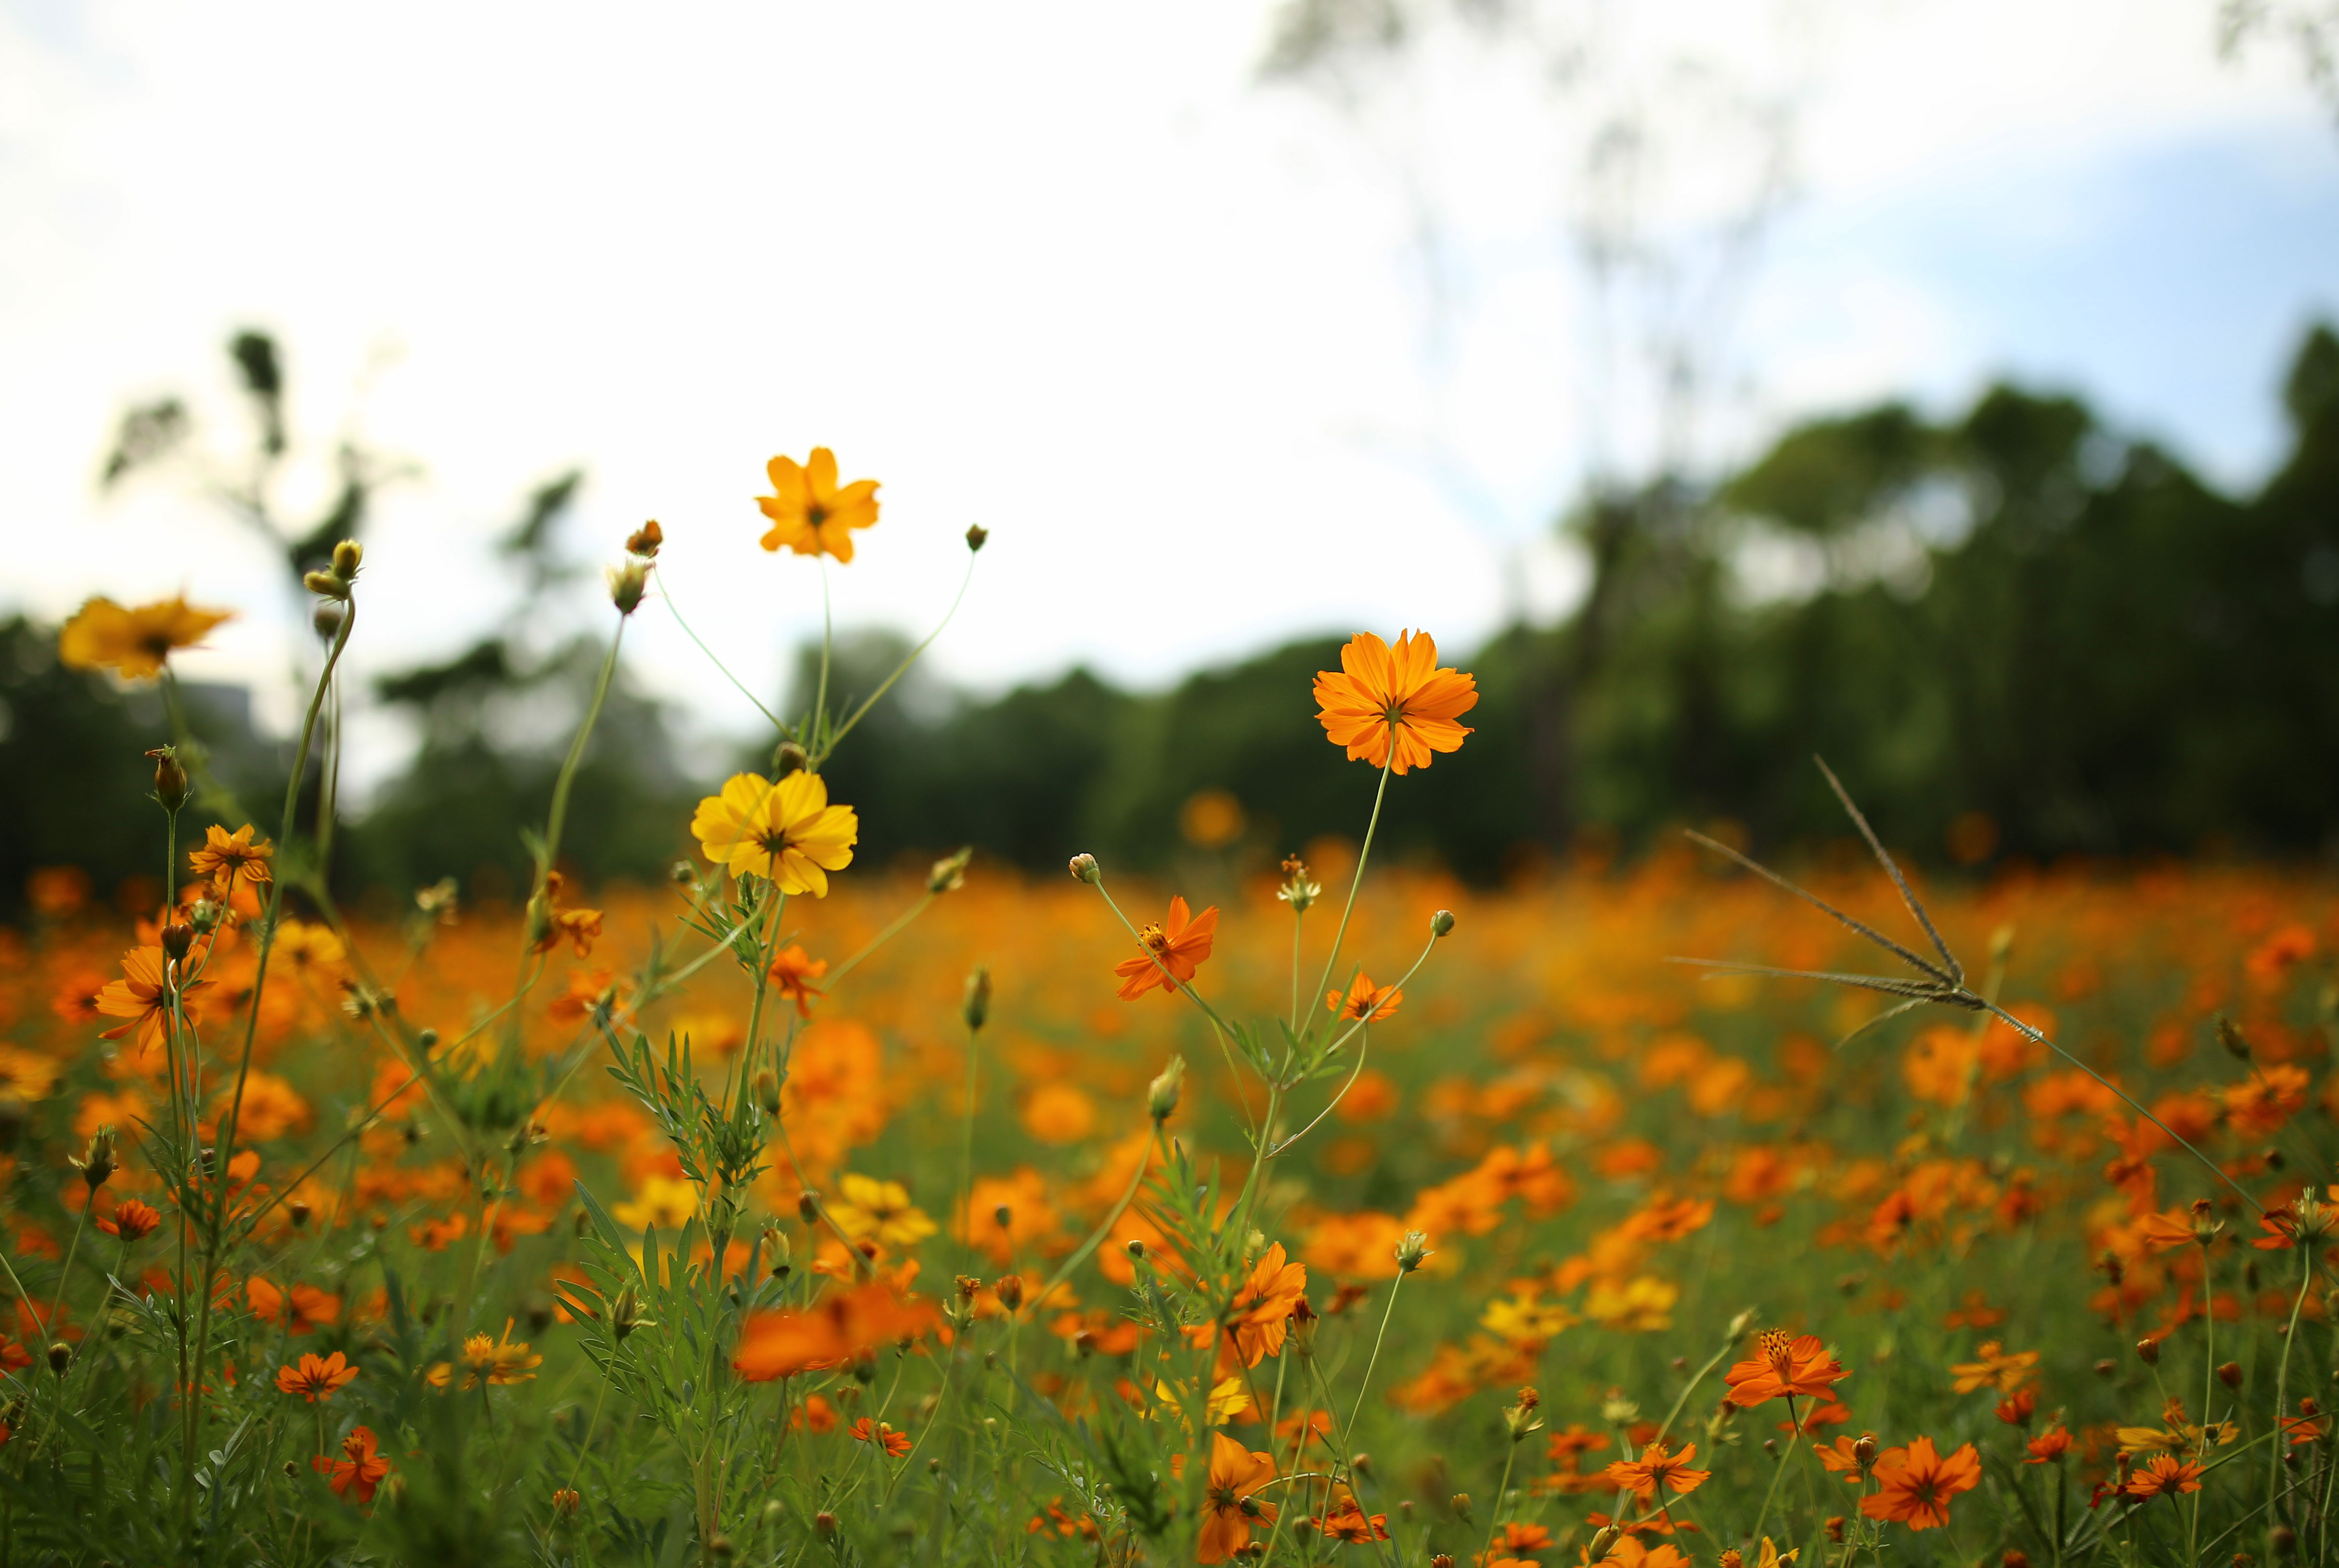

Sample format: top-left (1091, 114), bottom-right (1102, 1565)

top-left (965, 524), bottom-right (989, 553)
top-left (962, 966), bottom-right (992, 1033)
top-left (1430, 908), bottom-right (1456, 938)
top-left (46, 1342), bottom-right (70, 1375)
top-left (1290, 1296), bottom-right (1318, 1359)
top-left (775, 741), bottom-right (808, 778)
top-left (2137, 1337), bottom-right (2160, 1365)
top-left (146, 747), bottom-right (189, 812)
top-left (332, 539), bottom-right (364, 580)
top-left (289, 1199), bottom-right (311, 1230)
top-left (553, 1486), bottom-right (582, 1517)
top-left (1068, 853), bottom-right (1099, 884)
top-left (607, 560), bottom-right (650, 616)
top-left (1147, 1056), bottom-right (1186, 1122)
top-left (1589, 1526), bottom-right (1622, 1562)
top-left (798, 1190), bottom-right (821, 1223)
top-left (162, 921), bottom-right (194, 962)
top-left (312, 601), bottom-right (346, 641)
top-left (302, 570), bottom-right (348, 600)
top-left (625, 520), bottom-right (663, 557)
top-left (1853, 1432), bottom-right (1878, 1470)
top-left (995, 1275), bottom-right (1024, 1312)
top-left (2217, 1013), bottom-right (2250, 1060)
top-left (753, 1068), bottom-right (781, 1116)
top-left (1124, 1238), bottom-right (1146, 1261)
top-left (2220, 1361), bottom-right (2244, 1388)
top-left (814, 1511), bottom-right (838, 1539)
top-left (928, 846), bottom-right (972, 894)
top-left (1396, 1230), bottom-right (1432, 1273)
top-left (1449, 1492), bottom-right (1473, 1522)
top-left (610, 1284), bottom-right (653, 1340)
top-left (73, 1125), bottom-right (117, 1190)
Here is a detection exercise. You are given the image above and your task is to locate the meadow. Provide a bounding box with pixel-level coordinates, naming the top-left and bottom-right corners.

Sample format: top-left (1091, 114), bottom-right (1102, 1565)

top-left (7, 476), bottom-right (2339, 1568)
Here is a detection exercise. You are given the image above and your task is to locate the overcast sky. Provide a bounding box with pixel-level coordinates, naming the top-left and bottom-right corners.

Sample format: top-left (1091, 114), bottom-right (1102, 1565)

top-left (4, 0), bottom-right (2336, 786)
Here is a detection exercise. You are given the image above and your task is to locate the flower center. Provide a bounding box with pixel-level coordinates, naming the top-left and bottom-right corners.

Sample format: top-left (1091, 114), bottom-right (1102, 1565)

top-left (1140, 923), bottom-right (1168, 955)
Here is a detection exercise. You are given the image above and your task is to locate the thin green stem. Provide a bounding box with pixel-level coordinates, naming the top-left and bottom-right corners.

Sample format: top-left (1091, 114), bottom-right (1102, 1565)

top-left (1304, 755), bottom-right (1394, 1045)
top-left (1346, 1270), bottom-right (1405, 1437)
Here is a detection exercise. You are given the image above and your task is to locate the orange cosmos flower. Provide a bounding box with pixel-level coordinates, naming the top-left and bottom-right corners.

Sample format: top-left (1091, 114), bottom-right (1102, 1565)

top-left (767, 944), bottom-right (829, 1018)
top-left (1948, 1341), bottom-right (2038, 1395)
top-left (1859, 1437), bottom-right (1979, 1529)
top-left (1326, 972), bottom-right (1403, 1022)
top-left (1197, 1431), bottom-right (1278, 1564)
top-left (312, 1424), bottom-right (391, 1503)
top-left (756, 447), bottom-right (880, 563)
top-left (1604, 1439), bottom-right (1711, 1501)
top-left (1725, 1329), bottom-right (1849, 1407)
top-left (58, 596), bottom-right (234, 680)
top-left (465, 1320), bottom-right (543, 1385)
top-left (732, 1281), bottom-right (939, 1382)
top-left (690, 771), bottom-right (859, 895)
top-left (1315, 1503), bottom-right (1391, 1543)
top-left (1113, 896), bottom-right (1218, 1001)
top-left (1224, 1243), bottom-right (1308, 1368)
top-left (98, 1199), bottom-right (161, 1242)
top-left (1311, 630), bottom-right (1477, 775)
top-left (2025, 1426), bottom-right (2073, 1464)
top-left (848, 1416), bottom-right (912, 1457)
top-left (187, 823), bottom-right (273, 893)
top-left (2122, 1454), bottom-right (2205, 1501)
top-left (275, 1350), bottom-right (360, 1403)
top-left (95, 945), bottom-right (207, 1055)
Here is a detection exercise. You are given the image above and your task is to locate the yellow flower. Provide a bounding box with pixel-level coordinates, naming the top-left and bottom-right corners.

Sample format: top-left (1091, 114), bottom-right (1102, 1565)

top-left (612, 1175), bottom-right (699, 1233)
top-left (689, 772), bottom-right (859, 896)
top-left (58, 596), bottom-right (234, 680)
top-left (439, 1320), bottom-right (543, 1388)
top-left (756, 447), bottom-right (880, 563)
top-left (1583, 1274), bottom-right (1681, 1333)
top-left (1482, 1293), bottom-right (1577, 1345)
top-left (825, 1173), bottom-right (936, 1249)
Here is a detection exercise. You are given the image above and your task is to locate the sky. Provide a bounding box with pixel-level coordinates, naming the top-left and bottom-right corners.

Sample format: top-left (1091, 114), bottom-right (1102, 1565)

top-left (2, 0), bottom-right (2336, 791)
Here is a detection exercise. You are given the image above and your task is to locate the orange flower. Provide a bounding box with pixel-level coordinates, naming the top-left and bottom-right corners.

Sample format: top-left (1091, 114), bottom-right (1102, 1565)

top-left (97, 1199), bottom-right (161, 1241)
top-left (733, 1281), bottom-right (940, 1382)
top-left (767, 945), bottom-right (829, 1018)
top-left (1948, 1341), bottom-right (2038, 1395)
top-left (1725, 1329), bottom-right (1849, 1407)
top-left (1814, 1432), bottom-right (1873, 1484)
top-left (1197, 1431), bottom-right (1278, 1564)
top-left (1224, 1243), bottom-right (1308, 1368)
top-left (1326, 972), bottom-right (1403, 1022)
top-left (756, 447), bottom-right (880, 562)
top-left (2122, 1454), bottom-right (2205, 1500)
top-left (58, 595), bottom-right (234, 680)
top-left (1491, 1522), bottom-right (1552, 1553)
top-left (1316, 1503), bottom-right (1391, 1543)
top-left (1604, 1439), bottom-right (1711, 1501)
top-left (463, 1320), bottom-right (543, 1385)
top-left (1113, 896), bottom-right (1218, 1001)
top-left (275, 1350), bottom-right (359, 1403)
top-left (1311, 630), bottom-right (1477, 775)
top-left (1859, 1437), bottom-right (1979, 1529)
top-left (848, 1416), bottom-right (912, 1457)
top-left (312, 1424), bottom-right (391, 1503)
top-left (187, 822), bottom-right (273, 892)
top-left (95, 946), bottom-right (206, 1055)
top-left (2025, 1426), bottom-right (2073, 1465)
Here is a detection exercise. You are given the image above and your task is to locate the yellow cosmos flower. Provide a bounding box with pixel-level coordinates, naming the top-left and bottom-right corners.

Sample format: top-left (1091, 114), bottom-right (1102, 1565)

top-left (825, 1173), bottom-right (936, 1249)
top-left (756, 447), bottom-right (880, 563)
top-left (59, 596), bottom-right (234, 680)
top-left (688, 771), bottom-right (859, 896)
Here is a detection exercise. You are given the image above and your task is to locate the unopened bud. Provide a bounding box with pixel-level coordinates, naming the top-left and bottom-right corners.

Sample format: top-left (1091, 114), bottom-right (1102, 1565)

top-left (2138, 1337), bottom-right (2160, 1366)
top-left (73, 1125), bottom-right (118, 1190)
top-left (798, 1190), bottom-right (821, 1223)
top-left (46, 1342), bottom-right (69, 1375)
top-left (775, 741), bottom-right (808, 778)
top-left (928, 846), bottom-right (972, 894)
top-left (625, 520), bottom-right (663, 557)
top-left (1396, 1230), bottom-right (1432, 1273)
top-left (962, 966), bottom-right (992, 1033)
top-left (965, 524), bottom-right (989, 553)
top-left (146, 747), bottom-right (189, 812)
top-left (1290, 1296), bottom-right (1318, 1359)
top-left (2217, 1014), bottom-right (2250, 1060)
top-left (1589, 1526), bottom-right (1622, 1562)
top-left (753, 1068), bottom-right (781, 1116)
top-left (1449, 1492), bottom-right (1473, 1522)
top-left (312, 600), bottom-right (345, 640)
top-left (302, 570), bottom-right (347, 600)
top-left (995, 1276), bottom-right (1024, 1312)
top-left (2221, 1361), bottom-right (2244, 1388)
top-left (1430, 908), bottom-right (1456, 938)
top-left (1147, 1056), bottom-right (1186, 1122)
top-left (1068, 853), bottom-right (1099, 884)
top-left (1853, 1432), bottom-right (1877, 1470)
top-left (331, 540), bottom-right (363, 580)
top-left (162, 921), bottom-right (194, 962)
top-left (289, 1199), bottom-right (311, 1230)
top-left (1124, 1238), bottom-right (1146, 1260)
top-left (814, 1512), bottom-right (838, 1540)
top-left (607, 560), bottom-right (650, 616)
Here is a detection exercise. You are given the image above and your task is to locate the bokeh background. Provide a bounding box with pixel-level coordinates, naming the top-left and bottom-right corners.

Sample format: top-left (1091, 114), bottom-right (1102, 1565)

top-left (5, 0), bottom-right (2339, 911)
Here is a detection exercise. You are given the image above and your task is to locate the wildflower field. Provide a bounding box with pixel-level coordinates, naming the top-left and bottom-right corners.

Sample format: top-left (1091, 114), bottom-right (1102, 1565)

top-left (12, 459), bottom-right (2339, 1568)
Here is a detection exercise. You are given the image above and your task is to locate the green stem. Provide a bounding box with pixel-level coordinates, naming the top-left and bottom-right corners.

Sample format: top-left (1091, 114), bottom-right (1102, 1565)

top-left (1304, 755), bottom-right (1394, 1046)
top-left (1346, 1269), bottom-right (1405, 1436)
top-left (2272, 1250), bottom-right (2315, 1530)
